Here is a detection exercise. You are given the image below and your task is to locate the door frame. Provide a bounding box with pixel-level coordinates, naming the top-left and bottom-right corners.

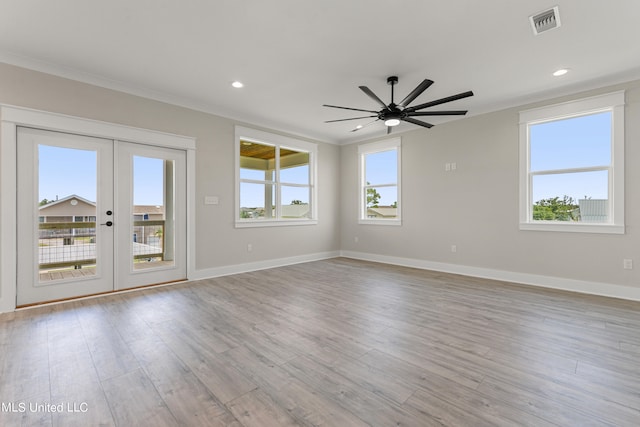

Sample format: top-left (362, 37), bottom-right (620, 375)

top-left (0, 105), bottom-right (196, 312)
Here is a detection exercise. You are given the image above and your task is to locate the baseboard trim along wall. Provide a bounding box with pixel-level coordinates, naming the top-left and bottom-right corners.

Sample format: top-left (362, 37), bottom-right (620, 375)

top-left (3, 250), bottom-right (637, 314)
top-left (191, 251), bottom-right (341, 281)
top-left (339, 250), bottom-right (640, 302)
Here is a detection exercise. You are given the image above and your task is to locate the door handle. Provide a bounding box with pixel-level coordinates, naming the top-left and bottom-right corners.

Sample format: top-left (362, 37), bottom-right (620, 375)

top-left (101, 221), bottom-right (113, 226)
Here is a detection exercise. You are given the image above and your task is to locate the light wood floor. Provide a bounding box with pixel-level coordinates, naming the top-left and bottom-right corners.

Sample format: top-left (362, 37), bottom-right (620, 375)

top-left (2, 257), bottom-right (640, 426)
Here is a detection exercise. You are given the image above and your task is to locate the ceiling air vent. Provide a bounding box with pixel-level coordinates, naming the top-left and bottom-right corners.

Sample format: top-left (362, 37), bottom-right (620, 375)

top-left (529, 6), bottom-right (561, 35)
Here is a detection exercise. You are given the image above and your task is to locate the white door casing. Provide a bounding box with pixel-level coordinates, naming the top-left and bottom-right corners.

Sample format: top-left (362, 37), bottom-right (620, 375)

top-left (0, 105), bottom-right (196, 311)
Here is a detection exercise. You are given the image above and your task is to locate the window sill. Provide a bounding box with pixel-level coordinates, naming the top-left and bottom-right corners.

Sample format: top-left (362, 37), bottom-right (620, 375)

top-left (519, 222), bottom-right (624, 234)
top-left (358, 219), bottom-right (402, 226)
top-left (235, 219), bottom-right (318, 228)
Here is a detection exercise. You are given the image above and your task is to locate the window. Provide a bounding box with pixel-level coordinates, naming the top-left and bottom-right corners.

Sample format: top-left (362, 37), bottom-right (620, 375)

top-left (358, 138), bottom-right (401, 225)
top-left (519, 91), bottom-right (624, 233)
top-left (235, 126), bottom-right (317, 227)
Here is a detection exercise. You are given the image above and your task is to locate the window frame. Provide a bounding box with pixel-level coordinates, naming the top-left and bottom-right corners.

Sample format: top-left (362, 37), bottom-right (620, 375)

top-left (519, 91), bottom-right (625, 234)
top-left (358, 137), bottom-right (402, 226)
top-left (235, 126), bottom-right (317, 228)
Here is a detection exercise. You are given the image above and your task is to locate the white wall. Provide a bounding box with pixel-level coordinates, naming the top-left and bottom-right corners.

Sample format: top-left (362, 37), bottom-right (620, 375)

top-left (0, 63), bottom-right (341, 310)
top-left (340, 80), bottom-right (640, 299)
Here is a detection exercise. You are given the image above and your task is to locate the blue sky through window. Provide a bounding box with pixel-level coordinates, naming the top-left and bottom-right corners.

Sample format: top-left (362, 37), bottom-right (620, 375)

top-left (39, 145), bottom-right (97, 203)
top-left (365, 149), bottom-right (398, 207)
top-left (133, 156), bottom-right (165, 205)
top-left (530, 111), bottom-right (611, 202)
top-left (240, 165), bottom-right (310, 208)
top-left (39, 146), bottom-right (165, 205)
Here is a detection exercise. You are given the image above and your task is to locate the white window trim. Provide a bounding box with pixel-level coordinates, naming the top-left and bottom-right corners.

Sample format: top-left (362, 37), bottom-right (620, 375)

top-left (518, 91), bottom-right (625, 234)
top-left (235, 126), bottom-right (318, 228)
top-left (358, 137), bottom-right (402, 226)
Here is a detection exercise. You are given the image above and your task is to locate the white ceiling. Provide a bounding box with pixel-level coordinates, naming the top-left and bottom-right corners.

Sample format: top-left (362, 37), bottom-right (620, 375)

top-left (1, 1), bottom-right (640, 144)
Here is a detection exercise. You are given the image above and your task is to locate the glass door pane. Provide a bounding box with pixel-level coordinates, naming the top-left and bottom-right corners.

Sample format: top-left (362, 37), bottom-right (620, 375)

top-left (38, 145), bottom-right (99, 282)
top-left (132, 156), bottom-right (175, 270)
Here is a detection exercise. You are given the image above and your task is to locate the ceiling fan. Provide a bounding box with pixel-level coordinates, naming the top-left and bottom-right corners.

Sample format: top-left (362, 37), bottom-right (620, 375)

top-left (323, 76), bottom-right (473, 133)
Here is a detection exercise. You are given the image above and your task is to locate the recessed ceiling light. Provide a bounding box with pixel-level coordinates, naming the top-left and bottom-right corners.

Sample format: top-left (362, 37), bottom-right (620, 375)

top-left (231, 81), bottom-right (244, 88)
top-left (553, 68), bottom-right (569, 77)
top-left (355, 125), bottom-right (363, 129)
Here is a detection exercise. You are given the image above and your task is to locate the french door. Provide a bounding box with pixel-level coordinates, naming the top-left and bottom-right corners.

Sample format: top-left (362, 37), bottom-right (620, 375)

top-left (16, 127), bottom-right (187, 306)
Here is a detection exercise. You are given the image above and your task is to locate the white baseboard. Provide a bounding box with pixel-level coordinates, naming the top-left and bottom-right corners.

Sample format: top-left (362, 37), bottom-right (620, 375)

top-left (191, 251), bottom-right (341, 281)
top-left (4, 249), bottom-right (636, 314)
top-left (340, 250), bottom-right (640, 302)
top-left (0, 297), bottom-right (13, 314)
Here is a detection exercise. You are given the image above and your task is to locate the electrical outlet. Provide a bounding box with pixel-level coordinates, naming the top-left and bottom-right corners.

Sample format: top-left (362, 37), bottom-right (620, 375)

top-left (354, 236), bottom-right (359, 243)
top-left (247, 243), bottom-right (253, 252)
top-left (445, 163), bottom-right (451, 171)
top-left (623, 259), bottom-right (633, 269)
top-left (451, 245), bottom-right (457, 253)
top-left (204, 196), bottom-right (219, 205)
top-left (451, 162), bottom-right (457, 171)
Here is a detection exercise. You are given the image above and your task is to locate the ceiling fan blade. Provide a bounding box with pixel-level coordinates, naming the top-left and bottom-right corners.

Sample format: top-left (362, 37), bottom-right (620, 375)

top-left (404, 91), bottom-right (474, 112)
top-left (350, 119), bottom-right (380, 132)
top-left (407, 110), bottom-right (468, 116)
top-left (323, 104), bottom-right (379, 113)
top-left (403, 117), bottom-right (434, 129)
top-left (359, 86), bottom-right (390, 110)
top-left (325, 115), bottom-right (377, 123)
top-left (398, 79), bottom-right (434, 108)
top-left (351, 119), bottom-right (380, 132)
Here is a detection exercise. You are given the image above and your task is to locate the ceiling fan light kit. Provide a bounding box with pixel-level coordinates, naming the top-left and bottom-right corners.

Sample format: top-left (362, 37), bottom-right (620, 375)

top-left (324, 76), bottom-right (474, 133)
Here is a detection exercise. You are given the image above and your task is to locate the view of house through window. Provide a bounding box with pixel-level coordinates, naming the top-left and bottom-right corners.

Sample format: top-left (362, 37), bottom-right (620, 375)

top-left (38, 145), bottom-right (98, 281)
top-left (358, 138), bottom-right (401, 224)
top-left (237, 128), bottom-right (316, 225)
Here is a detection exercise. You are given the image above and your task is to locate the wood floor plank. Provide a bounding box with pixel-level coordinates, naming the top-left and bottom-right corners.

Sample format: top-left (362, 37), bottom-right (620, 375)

top-left (371, 326), bottom-right (487, 389)
top-left (283, 354), bottom-right (441, 427)
top-left (220, 344), bottom-right (296, 394)
top-left (406, 387), bottom-right (537, 427)
top-left (151, 320), bottom-right (258, 404)
top-left (101, 368), bottom-right (178, 427)
top-left (48, 332), bottom-right (114, 427)
top-left (331, 349), bottom-right (418, 405)
top-left (0, 341), bottom-right (50, 403)
top-left (98, 293), bottom-right (159, 344)
top-left (227, 389), bottom-right (299, 427)
top-left (81, 326), bottom-right (141, 382)
top-left (272, 378), bottom-right (372, 427)
top-left (128, 335), bottom-right (241, 427)
top-left (0, 392), bottom-right (53, 427)
top-left (476, 374), bottom-right (619, 427)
